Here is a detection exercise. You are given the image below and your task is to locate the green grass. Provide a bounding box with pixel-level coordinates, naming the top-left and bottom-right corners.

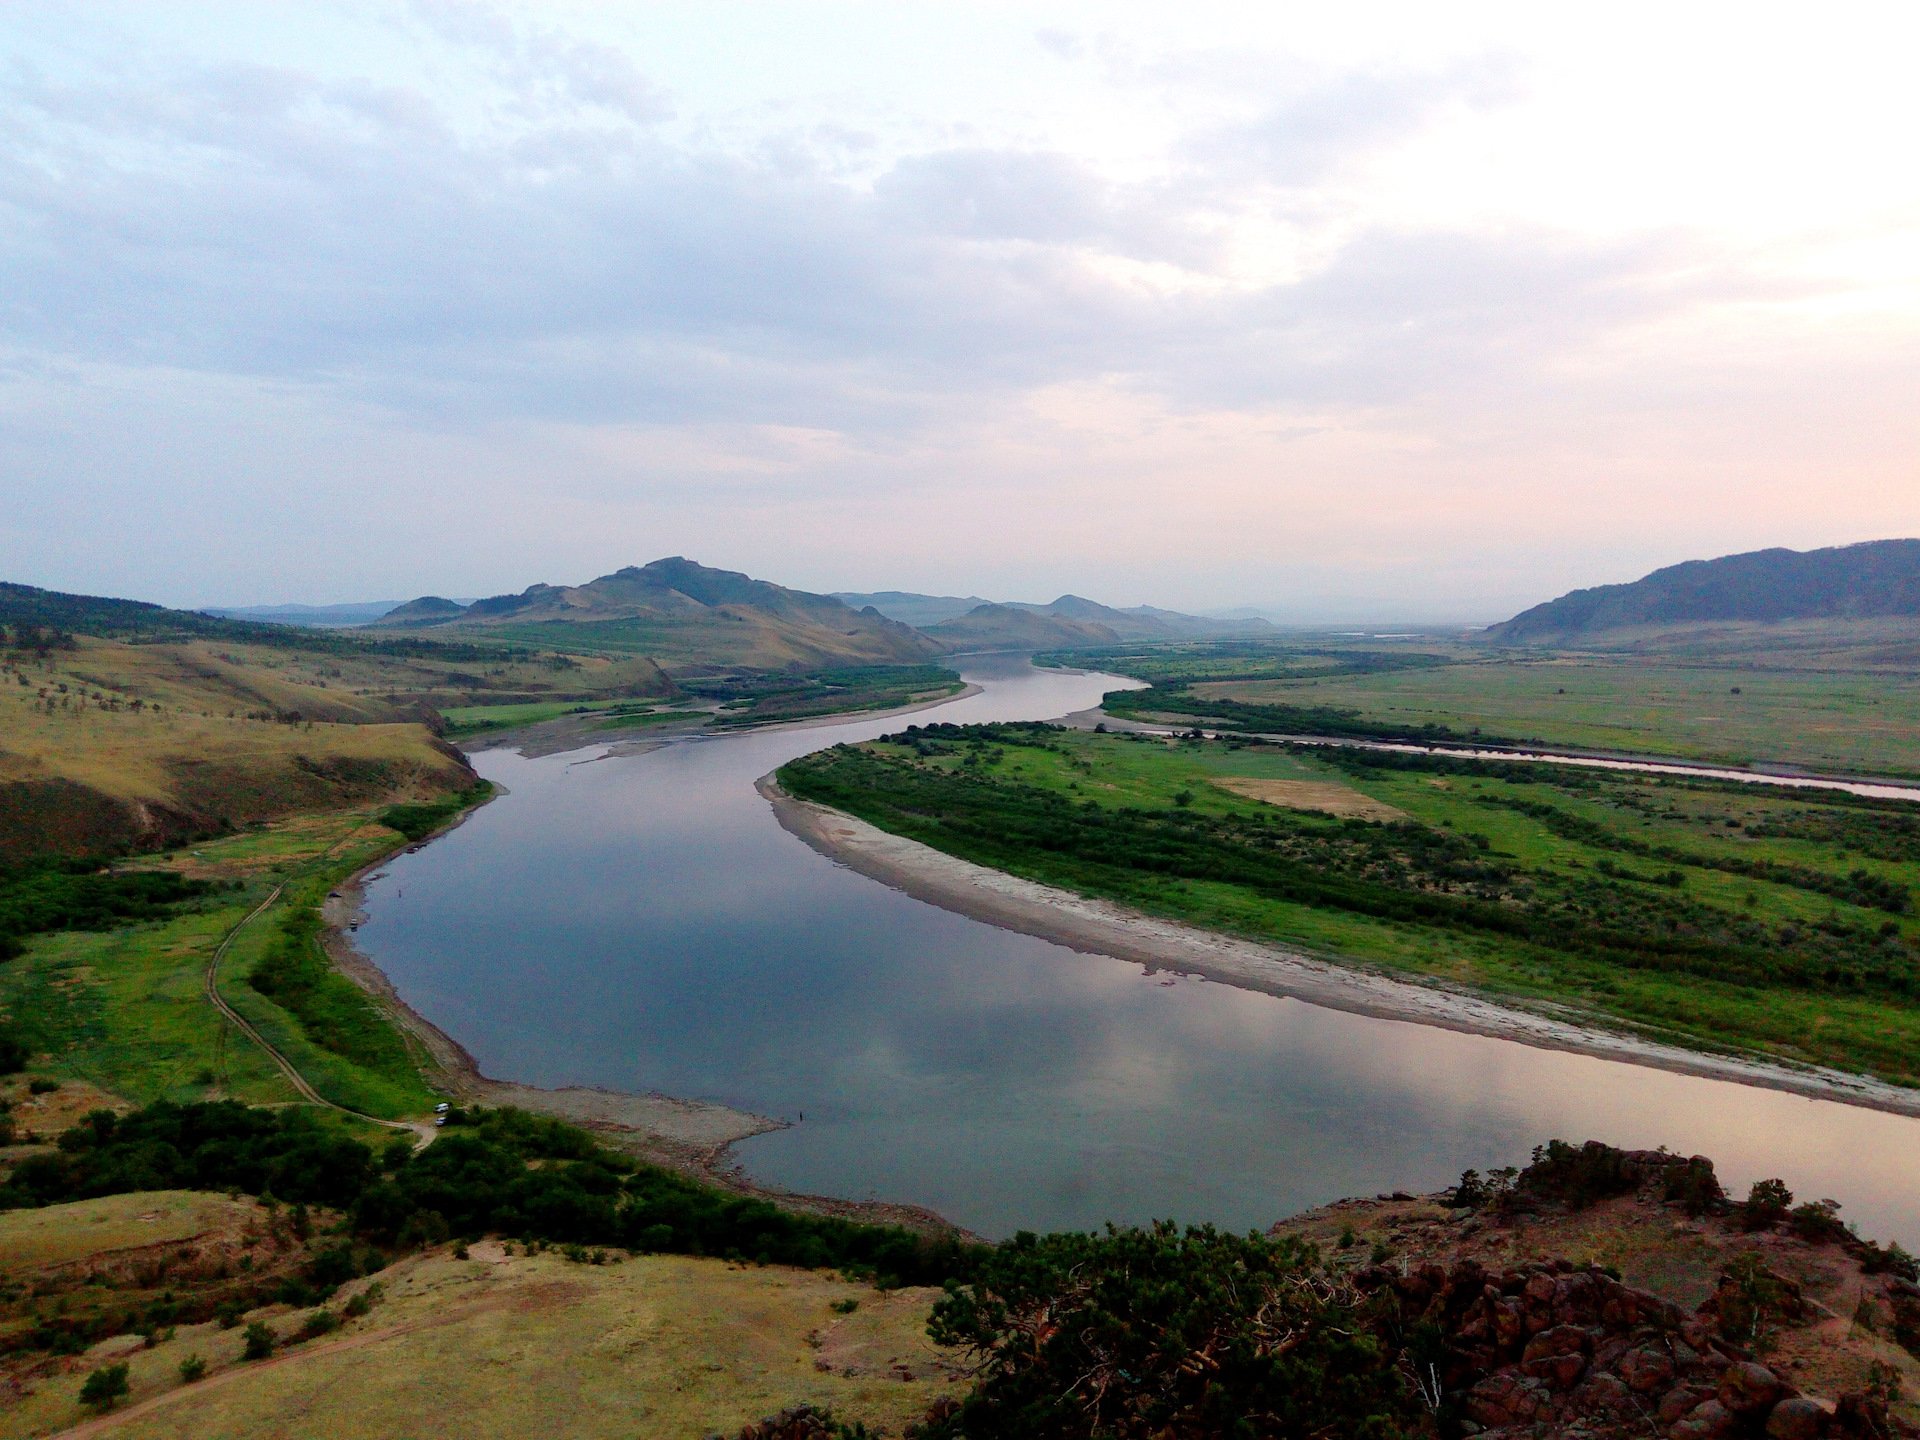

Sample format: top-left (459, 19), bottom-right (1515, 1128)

top-left (780, 724), bottom-right (1920, 1086)
top-left (0, 809), bottom-right (457, 1119)
top-left (1081, 640), bottom-right (1920, 778)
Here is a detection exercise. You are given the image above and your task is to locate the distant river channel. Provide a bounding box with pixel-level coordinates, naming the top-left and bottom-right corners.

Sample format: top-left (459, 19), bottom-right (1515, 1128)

top-left (356, 656), bottom-right (1920, 1245)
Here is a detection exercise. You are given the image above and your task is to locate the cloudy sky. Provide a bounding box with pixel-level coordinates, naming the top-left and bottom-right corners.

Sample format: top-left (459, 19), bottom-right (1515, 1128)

top-left (4, 2), bottom-right (1916, 620)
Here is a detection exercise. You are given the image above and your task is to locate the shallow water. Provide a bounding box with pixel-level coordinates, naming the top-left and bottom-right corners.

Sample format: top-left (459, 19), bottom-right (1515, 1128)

top-left (357, 656), bottom-right (1920, 1243)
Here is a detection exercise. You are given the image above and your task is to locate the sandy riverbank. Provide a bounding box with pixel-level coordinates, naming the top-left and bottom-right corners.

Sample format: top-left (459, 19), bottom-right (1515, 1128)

top-left (761, 776), bottom-right (1920, 1120)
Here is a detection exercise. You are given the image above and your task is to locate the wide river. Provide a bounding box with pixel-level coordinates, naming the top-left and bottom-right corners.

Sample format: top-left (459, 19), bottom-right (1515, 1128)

top-left (357, 656), bottom-right (1920, 1244)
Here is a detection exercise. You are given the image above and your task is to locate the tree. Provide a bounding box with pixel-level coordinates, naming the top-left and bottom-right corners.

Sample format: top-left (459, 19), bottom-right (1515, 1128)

top-left (179, 1354), bottom-right (208, 1383)
top-left (241, 1321), bottom-right (275, 1361)
top-left (79, 1362), bottom-right (130, 1411)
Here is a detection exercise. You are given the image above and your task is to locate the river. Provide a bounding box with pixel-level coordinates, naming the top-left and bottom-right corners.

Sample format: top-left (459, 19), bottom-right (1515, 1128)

top-left (355, 655), bottom-right (1920, 1243)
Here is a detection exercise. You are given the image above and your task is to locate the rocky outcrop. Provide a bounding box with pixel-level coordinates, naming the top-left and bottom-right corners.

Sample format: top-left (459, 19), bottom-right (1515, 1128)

top-left (1361, 1258), bottom-right (1913, 1439)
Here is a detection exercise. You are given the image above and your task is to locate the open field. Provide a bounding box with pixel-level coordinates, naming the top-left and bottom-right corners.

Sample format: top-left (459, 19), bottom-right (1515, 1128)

top-left (1186, 659), bottom-right (1920, 777)
top-left (1070, 637), bottom-right (1920, 778)
top-left (0, 1232), bottom-right (960, 1440)
top-left (779, 724), bottom-right (1920, 1085)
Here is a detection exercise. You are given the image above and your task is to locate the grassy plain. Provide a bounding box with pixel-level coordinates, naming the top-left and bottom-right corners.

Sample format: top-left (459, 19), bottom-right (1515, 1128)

top-left (1069, 634), bottom-right (1920, 778)
top-left (781, 725), bottom-right (1920, 1085)
top-left (1191, 660), bottom-right (1920, 777)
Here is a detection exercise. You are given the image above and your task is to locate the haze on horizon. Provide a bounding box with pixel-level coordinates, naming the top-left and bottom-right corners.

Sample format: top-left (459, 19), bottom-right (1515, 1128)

top-left (3, 2), bottom-right (1917, 623)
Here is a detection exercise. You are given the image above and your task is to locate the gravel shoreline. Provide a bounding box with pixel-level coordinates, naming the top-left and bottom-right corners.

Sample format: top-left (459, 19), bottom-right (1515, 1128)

top-left (760, 775), bottom-right (1920, 1120)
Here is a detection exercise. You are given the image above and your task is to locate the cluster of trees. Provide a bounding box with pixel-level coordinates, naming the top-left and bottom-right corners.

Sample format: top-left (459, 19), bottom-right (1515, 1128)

top-left (1102, 685), bottom-right (1484, 745)
top-left (0, 1101), bottom-right (976, 1289)
top-left (919, 1222), bottom-right (1419, 1438)
top-left (376, 782), bottom-right (494, 842)
top-left (1745, 805), bottom-right (1920, 864)
top-left (1, 623), bottom-right (78, 654)
top-left (0, 857), bottom-right (212, 962)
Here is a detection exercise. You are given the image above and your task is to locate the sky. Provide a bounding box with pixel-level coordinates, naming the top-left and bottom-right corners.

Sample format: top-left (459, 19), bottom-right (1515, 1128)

top-left (3, 2), bottom-right (1917, 621)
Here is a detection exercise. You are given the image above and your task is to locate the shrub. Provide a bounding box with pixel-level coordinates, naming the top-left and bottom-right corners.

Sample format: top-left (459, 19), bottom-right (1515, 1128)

top-left (1743, 1178), bottom-right (1794, 1231)
top-left (241, 1321), bottom-right (275, 1360)
top-left (1787, 1198), bottom-right (1848, 1243)
top-left (921, 1223), bottom-right (1416, 1439)
top-left (1661, 1156), bottom-right (1726, 1217)
top-left (79, 1362), bottom-right (130, 1411)
top-left (178, 1354), bottom-right (208, 1383)
top-left (298, 1309), bottom-right (339, 1341)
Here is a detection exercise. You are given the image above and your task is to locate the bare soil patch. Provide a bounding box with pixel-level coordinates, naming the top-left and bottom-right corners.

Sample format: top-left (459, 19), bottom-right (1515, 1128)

top-left (1210, 775), bottom-right (1407, 820)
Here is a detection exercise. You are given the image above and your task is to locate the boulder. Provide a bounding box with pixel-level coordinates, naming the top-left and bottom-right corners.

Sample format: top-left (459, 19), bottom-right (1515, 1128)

top-left (1765, 1397), bottom-right (1828, 1440)
top-left (1670, 1397), bottom-right (1739, 1439)
top-left (1719, 1361), bottom-right (1788, 1417)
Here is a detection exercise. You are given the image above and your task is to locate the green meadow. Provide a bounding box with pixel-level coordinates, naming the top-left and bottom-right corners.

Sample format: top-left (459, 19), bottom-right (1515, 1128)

top-left (1070, 640), bottom-right (1920, 778)
top-left (781, 723), bottom-right (1920, 1087)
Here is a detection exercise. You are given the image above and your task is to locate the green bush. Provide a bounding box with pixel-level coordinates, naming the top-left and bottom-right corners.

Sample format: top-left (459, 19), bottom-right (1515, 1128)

top-left (241, 1321), bottom-right (275, 1360)
top-left (376, 784), bottom-right (492, 842)
top-left (78, 1362), bottom-right (130, 1411)
top-left (178, 1354), bottom-right (207, 1383)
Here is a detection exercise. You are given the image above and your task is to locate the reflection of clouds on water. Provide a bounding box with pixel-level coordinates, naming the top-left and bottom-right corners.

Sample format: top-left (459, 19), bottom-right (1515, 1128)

top-left (357, 661), bottom-right (1920, 1244)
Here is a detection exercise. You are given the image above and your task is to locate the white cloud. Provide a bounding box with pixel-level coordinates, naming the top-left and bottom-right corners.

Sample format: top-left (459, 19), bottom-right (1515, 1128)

top-left (0, 2), bottom-right (1915, 612)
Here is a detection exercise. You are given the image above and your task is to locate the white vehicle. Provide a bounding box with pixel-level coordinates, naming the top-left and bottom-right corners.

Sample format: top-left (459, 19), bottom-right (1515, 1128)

top-left (434, 1102), bottom-right (451, 1113)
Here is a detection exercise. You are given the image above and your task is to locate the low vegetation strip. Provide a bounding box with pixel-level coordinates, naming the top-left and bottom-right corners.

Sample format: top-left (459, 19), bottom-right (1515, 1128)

top-left (374, 782), bottom-right (493, 842)
top-left (0, 1101), bottom-right (975, 1292)
top-left (778, 723), bottom-right (1920, 1083)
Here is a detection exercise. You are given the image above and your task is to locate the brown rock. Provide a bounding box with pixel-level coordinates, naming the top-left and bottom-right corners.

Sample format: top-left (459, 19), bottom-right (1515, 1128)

top-left (1765, 1397), bottom-right (1827, 1440)
top-left (1579, 1372), bottom-right (1636, 1416)
top-left (1719, 1361), bottom-right (1788, 1417)
top-left (1670, 1398), bottom-right (1738, 1439)
top-left (1523, 1324), bottom-right (1592, 1362)
top-left (1660, 1386), bottom-right (1717, 1425)
top-left (1520, 1351), bottom-right (1588, 1389)
top-left (1620, 1346), bottom-right (1677, 1394)
top-left (1493, 1298), bottom-right (1526, 1349)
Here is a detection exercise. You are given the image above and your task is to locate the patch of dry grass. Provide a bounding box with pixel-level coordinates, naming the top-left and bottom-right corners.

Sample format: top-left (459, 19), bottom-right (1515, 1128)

top-left (3, 1246), bottom-right (962, 1440)
top-left (1208, 775), bottom-right (1408, 821)
top-left (0, 1191), bottom-right (258, 1273)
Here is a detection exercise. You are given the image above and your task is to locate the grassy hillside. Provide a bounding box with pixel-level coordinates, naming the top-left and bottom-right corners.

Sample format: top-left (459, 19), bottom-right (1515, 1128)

top-left (781, 723), bottom-right (1920, 1085)
top-left (0, 583), bottom-right (683, 857)
top-left (0, 636), bottom-right (475, 861)
top-left (0, 1212), bottom-right (959, 1440)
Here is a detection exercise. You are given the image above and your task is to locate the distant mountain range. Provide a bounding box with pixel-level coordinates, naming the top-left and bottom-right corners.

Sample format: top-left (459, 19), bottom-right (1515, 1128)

top-left (288, 564), bottom-right (1281, 662)
top-left (201, 600), bottom-right (407, 627)
top-left (845, 589), bottom-right (1276, 645)
top-left (1486, 540), bottom-right (1920, 644)
top-left (831, 591), bottom-right (992, 628)
top-left (374, 557), bottom-right (938, 670)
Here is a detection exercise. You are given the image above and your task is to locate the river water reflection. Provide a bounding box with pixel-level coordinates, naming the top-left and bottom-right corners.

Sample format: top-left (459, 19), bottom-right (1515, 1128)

top-left (356, 656), bottom-right (1920, 1243)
